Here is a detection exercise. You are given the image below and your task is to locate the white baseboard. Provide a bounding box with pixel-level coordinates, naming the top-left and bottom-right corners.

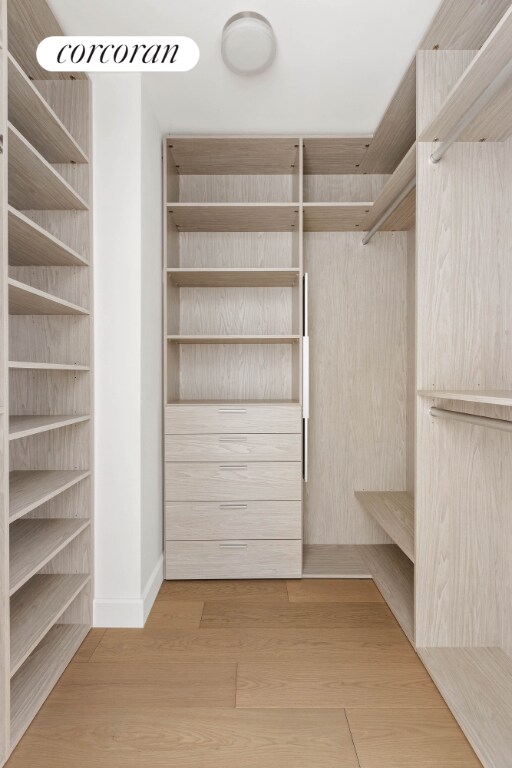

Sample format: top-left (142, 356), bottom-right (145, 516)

top-left (93, 553), bottom-right (164, 628)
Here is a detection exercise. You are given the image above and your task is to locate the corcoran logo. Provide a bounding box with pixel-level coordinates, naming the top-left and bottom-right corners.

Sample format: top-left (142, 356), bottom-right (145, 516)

top-left (37, 36), bottom-right (200, 72)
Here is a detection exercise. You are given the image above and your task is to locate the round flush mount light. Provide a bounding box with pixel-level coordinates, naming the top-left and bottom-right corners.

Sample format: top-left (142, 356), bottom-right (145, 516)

top-left (221, 12), bottom-right (276, 75)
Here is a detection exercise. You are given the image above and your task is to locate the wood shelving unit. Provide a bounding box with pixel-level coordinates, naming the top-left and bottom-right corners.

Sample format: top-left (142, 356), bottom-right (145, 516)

top-left (9, 361), bottom-right (90, 371)
top-left (363, 143), bottom-right (416, 233)
top-left (8, 206), bottom-right (88, 267)
top-left (9, 470), bottom-right (90, 523)
top-left (9, 415), bottom-right (90, 440)
top-left (167, 268), bottom-right (300, 287)
top-left (303, 202), bottom-right (372, 232)
top-left (302, 545), bottom-right (371, 578)
top-left (167, 335), bottom-right (301, 345)
top-left (167, 203), bottom-right (299, 232)
top-left (418, 389), bottom-right (512, 406)
top-left (360, 544), bottom-right (414, 642)
top-left (355, 491), bottom-right (414, 561)
top-left (8, 278), bottom-right (89, 315)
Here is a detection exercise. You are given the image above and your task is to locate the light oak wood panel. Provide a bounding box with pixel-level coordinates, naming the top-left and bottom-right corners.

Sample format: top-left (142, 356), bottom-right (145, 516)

top-left (406, 230), bottom-right (415, 494)
top-left (143, 601), bottom-right (204, 630)
top-left (9, 470), bottom-right (90, 523)
top-left (166, 461), bottom-right (301, 502)
top-left (165, 433), bottom-right (301, 462)
top-left (9, 361), bottom-right (89, 372)
top-left (178, 174), bottom-right (295, 203)
top-left (166, 501), bottom-right (302, 541)
top-left (157, 579), bottom-right (289, 602)
top-left (7, 55), bottom-right (88, 164)
top-left (6, 707), bottom-right (359, 768)
top-left (304, 233), bottom-right (407, 544)
top-left (303, 174), bottom-right (389, 203)
top-left (416, 50), bottom-right (477, 136)
top-left (364, 143), bottom-right (416, 233)
top-left (9, 369), bottom-right (90, 419)
top-left (10, 264), bottom-right (90, 310)
top-left (236, 659), bottom-right (445, 709)
top-left (166, 540), bottom-right (302, 580)
top-left (9, 421), bottom-right (90, 474)
top-left (8, 207), bottom-right (87, 267)
top-left (10, 624), bottom-right (88, 750)
top-left (303, 203), bottom-right (372, 232)
top-left (9, 519), bottom-right (90, 594)
top-left (201, 601), bottom-right (394, 629)
top-left (380, 187), bottom-right (415, 232)
top-left (9, 315), bottom-right (90, 366)
top-left (168, 204), bottom-right (298, 232)
top-left (169, 335), bottom-right (300, 345)
top-left (179, 231), bottom-right (295, 268)
top-left (10, 574), bottom-right (89, 676)
top-left (33, 80), bottom-right (90, 158)
top-left (346, 708), bottom-right (482, 767)
top-left (8, 279), bottom-right (88, 316)
top-left (419, 648), bottom-right (512, 768)
top-left (359, 545), bottom-right (414, 643)
top-left (419, 0), bottom-right (512, 50)
top-left (286, 578), bottom-right (384, 603)
top-left (19, 210), bottom-right (90, 261)
top-left (167, 268), bottom-right (299, 287)
top-left (302, 546), bottom-right (371, 578)
top-left (167, 136), bottom-right (299, 175)
top-left (302, 137), bottom-right (370, 174)
top-left (165, 403), bottom-right (302, 434)
top-left (7, 125), bottom-right (88, 210)
top-left (355, 492), bottom-right (414, 562)
top-left (9, 415), bottom-right (89, 441)
top-left (419, 389), bottom-right (512, 406)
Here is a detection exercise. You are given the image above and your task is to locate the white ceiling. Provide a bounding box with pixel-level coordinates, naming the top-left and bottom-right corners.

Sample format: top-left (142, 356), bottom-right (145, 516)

top-left (48, 0), bottom-right (442, 134)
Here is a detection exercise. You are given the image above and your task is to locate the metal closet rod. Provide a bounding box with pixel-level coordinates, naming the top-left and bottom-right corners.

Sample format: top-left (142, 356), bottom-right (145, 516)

top-left (430, 57), bottom-right (512, 164)
top-left (362, 177), bottom-right (416, 246)
top-left (429, 406), bottom-right (512, 433)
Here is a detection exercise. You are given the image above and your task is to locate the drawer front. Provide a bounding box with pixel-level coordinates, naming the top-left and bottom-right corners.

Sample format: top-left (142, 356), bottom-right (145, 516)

top-left (165, 433), bottom-right (302, 462)
top-left (166, 501), bottom-right (302, 540)
top-left (165, 462), bottom-right (302, 501)
top-left (165, 404), bottom-right (302, 435)
top-left (166, 540), bottom-right (302, 579)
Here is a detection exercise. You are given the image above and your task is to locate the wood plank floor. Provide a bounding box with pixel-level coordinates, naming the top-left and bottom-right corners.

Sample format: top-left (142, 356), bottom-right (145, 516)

top-left (7, 579), bottom-right (482, 767)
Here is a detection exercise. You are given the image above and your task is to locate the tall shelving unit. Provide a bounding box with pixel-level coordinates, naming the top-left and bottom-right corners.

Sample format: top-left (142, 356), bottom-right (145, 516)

top-left (0, 0), bottom-right (93, 763)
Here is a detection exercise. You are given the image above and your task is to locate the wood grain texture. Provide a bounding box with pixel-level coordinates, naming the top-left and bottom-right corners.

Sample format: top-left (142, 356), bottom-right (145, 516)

top-left (143, 601), bottom-right (204, 630)
top-left (346, 708), bottom-right (482, 767)
top-left (166, 541), bottom-right (302, 580)
top-left (302, 137), bottom-right (370, 174)
top-left (364, 143), bottom-right (416, 232)
top-left (419, 0), bottom-right (511, 50)
top-left (406, 230), bottom-right (415, 495)
top-left (9, 415), bottom-right (89, 441)
top-left (178, 174), bottom-right (295, 203)
top-left (33, 80), bottom-right (90, 158)
top-left (9, 315), bottom-right (90, 367)
top-left (303, 174), bottom-right (389, 203)
top-left (302, 546), bottom-right (370, 577)
top-left (165, 403), bottom-right (301, 435)
top-left (355, 492), bottom-right (414, 561)
top-left (286, 578), bottom-right (384, 603)
top-left (168, 268), bottom-right (299, 287)
top-left (200, 601), bottom-right (394, 629)
top-left (168, 335), bottom-right (299, 345)
top-left (8, 207), bottom-right (87, 267)
top-left (8, 278), bottom-right (88, 316)
top-left (303, 203), bottom-right (372, 232)
top-left (167, 137), bottom-right (299, 175)
top-left (359, 545), bottom-right (414, 643)
top-left (165, 433), bottom-right (301, 462)
top-left (304, 233), bottom-right (407, 544)
top-left (416, 50), bottom-right (476, 136)
top-left (419, 389), bottom-right (512, 406)
top-left (168, 204), bottom-right (298, 232)
top-left (179, 231), bottom-right (295, 268)
top-left (158, 578), bottom-right (289, 602)
top-left (72, 629), bottom-right (106, 663)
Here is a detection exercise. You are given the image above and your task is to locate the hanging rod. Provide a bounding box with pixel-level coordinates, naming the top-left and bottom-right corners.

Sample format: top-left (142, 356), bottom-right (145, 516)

top-left (362, 177), bottom-right (416, 245)
top-left (430, 57), bottom-right (512, 164)
top-left (429, 406), bottom-right (512, 433)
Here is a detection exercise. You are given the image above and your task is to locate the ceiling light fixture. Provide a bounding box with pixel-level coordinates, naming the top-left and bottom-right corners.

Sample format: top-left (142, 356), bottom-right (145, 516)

top-left (221, 12), bottom-right (276, 75)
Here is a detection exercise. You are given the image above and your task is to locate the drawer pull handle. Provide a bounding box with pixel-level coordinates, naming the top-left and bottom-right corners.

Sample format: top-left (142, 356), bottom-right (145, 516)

top-left (219, 436), bottom-right (248, 442)
top-left (219, 543), bottom-right (248, 549)
top-left (218, 408), bottom-right (247, 413)
top-left (219, 504), bottom-right (248, 509)
top-left (220, 464), bottom-right (247, 470)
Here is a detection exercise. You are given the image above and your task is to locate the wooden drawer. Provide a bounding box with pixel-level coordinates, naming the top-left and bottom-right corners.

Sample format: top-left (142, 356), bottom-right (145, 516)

top-left (165, 461), bottom-right (302, 501)
top-left (165, 404), bottom-right (302, 435)
top-left (166, 540), bottom-right (302, 579)
top-left (166, 501), bottom-right (302, 540)
top-left (165, 433), bottom-right (302, 462)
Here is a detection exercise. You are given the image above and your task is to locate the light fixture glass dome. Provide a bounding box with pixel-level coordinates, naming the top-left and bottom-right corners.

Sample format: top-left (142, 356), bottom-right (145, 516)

top-left (221, 12), bottom-right (276, 75)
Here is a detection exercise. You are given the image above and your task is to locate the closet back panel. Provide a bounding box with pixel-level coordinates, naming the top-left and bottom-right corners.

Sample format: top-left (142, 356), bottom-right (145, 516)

top-left (304, 231), bottom-right (408, 544)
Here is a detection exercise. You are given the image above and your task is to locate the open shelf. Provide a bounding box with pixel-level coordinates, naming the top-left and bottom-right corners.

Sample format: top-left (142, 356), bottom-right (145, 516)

top-left (420, 6), bottom-right (512, 143)
top-left (302, 137), bottom-right (371, 174)
top-left (8, 206), bottom-right (88, 267)
top-left (8, 278), bottom-right (89, 316)
top-left (9, 414), bottom-right (90, 441)
top-left (9, 470), bottom-right (91, 524)
top-left (418, 389), bottom-right (512, 407)
top-left (418, 647), bottom-right (512, 768)
top-left (10, 623), bottom-right (89, 749)
top-left (8, 123), bottom-right (88, 210)
top-left (355, 491), bottom-right (414, 562)
top-left (9, 519), bottom-right (90, 595)
top-left (167, 268), bottom-right (300, 287)
top-left (168, 335), bottom-right (300, 345)
top-left (303, 203), bottom-right (372, 232)
top-left (360, 544), bottom-right (414, 643)
top-left (9, 361), bottom-right (89, 371)
top-left (302, 545), bottom-right (371, 578)
top-left (167, 136), bottom-right (299, 175)
top-left (10, 574), bottom-right (89, 677)
top-left (8, 54), bottom-right (89, 164)
top-left (167, 204), bottom-right (299, 232)
top-left (364, 143), bottom-right (416, 233)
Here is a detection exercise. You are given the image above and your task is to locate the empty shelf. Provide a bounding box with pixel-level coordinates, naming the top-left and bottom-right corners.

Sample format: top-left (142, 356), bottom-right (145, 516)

top-left (302, 137), bottom-right (371, 174)
top-left (360, 544), bottom-right (414, 643)
top-left (9, 470), bottom-right (91, 524)
top-left (10, 518), bottom-right (90, 595)
top-left (418, 390), bottom-right (512, 407)
top-left (8, 207), bottom-right (88, 267)
top-left (8, 123), bottom-right (88, 210)
top-left (355, 491), bottom-right (414, 562)
top-left (302, 545), bottom-right (371, 578)
top-left (10, 574), bottom-right (90, 677)
top-left (167, 136), bottom-right (299, 174)
top-left (9, 361), bottom-right (90, 371)
top-left (167, 204), bottom-right (299, 232)
top-left (167, 335), bottom-right (301, 345)
top-left (10, 623), bottom-right (89, 749)
top-left (364, 143), bottom-right (416, 233)
top-left (418, 648), bottom-right (512, 768)
top-left (8, 54), bottom-right (89, 164)
top-left (8, 278), bottom-right (89, 315)
top-left (9, 415), bottom-right (90, 440)
top-left (303, 203), bottom-right (372, 232)
top-left (167, 268), bottom-right (300, 287)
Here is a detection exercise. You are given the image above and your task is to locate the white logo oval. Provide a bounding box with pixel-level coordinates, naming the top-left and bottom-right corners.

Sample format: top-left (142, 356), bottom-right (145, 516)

top-left (37, 36), bottom-right (200, 72)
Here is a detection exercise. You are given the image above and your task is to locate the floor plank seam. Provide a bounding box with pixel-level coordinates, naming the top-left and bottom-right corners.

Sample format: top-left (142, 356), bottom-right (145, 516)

top-left (344, 709), bottom-right (362, 767)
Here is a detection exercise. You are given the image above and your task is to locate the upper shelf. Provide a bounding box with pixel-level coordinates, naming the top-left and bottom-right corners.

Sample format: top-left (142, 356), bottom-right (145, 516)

top-left (302, 137), bottom-right (371, 174)
top-left (9, 469), bottom-right (91, 524)
top-left (167, 204), bottom-right (299, 232)
top-left (8, 207), bottom-right (88, 267)
top-left (355, 491), bottom-right (414, 562)
top-left (418, 390), bottom-right (512, 407)
top-left (303, 203), bottom-right (372, 232)
top-left (8, 124), bottom-right (89, 211)
top-left (363, 143), bottom-right (416, 233)
top-left (9, 414), bottom-right (90, 441)
top-left (8, 54), bottom-right (89, 164)
top-left (167, 137), bottom-right (300, 175)
top-left (8, 279), bottom-right (89, 316)
top-left (167, 268), bottom-right (300, 288)
top-left (420, 6), bottom-right (512, 143)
